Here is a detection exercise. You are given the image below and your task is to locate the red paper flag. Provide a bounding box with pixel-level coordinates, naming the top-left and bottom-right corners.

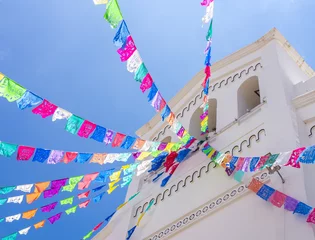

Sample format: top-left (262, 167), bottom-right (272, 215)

top-left (269, 191), bottom-right (287, 208)
top-left (112, 133), bottom-right (126, 147)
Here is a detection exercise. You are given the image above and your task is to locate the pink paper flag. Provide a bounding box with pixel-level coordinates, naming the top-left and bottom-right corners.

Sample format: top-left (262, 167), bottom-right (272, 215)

top-left (78, 173), bottom-right (99, 190)
top-left (32, 99), bottom-right (57, 118)
top-left (79, 200), bottom-right (90, 208)
top-left (77, 120), bottom-right (96, 138)
top-left (117, 36), bottom-right (137, 62)
top-left (285, 147), bottom-right (305, 168)
top-left (78, 191), bottom-right (90, 199)
top-left (307, 208), bottom-right (315, 224)
top-left (17, 146), bottom-right (35, 161)
top-left (140, 74), bottom-right (153, 93)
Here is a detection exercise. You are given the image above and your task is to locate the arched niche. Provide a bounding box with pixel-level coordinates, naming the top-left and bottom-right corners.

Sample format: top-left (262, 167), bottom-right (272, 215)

top-left (237, 76), bottom-right (261, 118)
top-left (161, 136), bottom-right (172, 143)
top-left (208, 98), bottom-right (217, 133)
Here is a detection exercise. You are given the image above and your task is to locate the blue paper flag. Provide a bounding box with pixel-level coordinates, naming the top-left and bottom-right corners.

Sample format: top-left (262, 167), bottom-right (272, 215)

top-left (228, 156), bottom-right (239, 169)
top-left (121, 136), bottom-right (136, 149)
top-left (75, 153), bottom-right (93, 164)
top-left (204, 47), bottom-right (212, 66)
top-left (92, 185), bottom-right (106, 193)
top-left (176, 149), bottom-right (191, 162)
top-left (293, 202), bottom-right (312, 215)
top-left (32, 148), bottom-right (51, 163)
top-left (93, 192), bottom-right (105, 203)
top-left (249, 157), bottom-right (260, 172)
top-left (94, 169), bottom-right (115, 183)
top-left (297, 146), bottom-right (315, 164)
top-left (161, 105), bottom-right (171, 121)
top-left (126, 226), bottom-right (137, 240)
top-left (16, 91), bottom-right (43, 110)
top-left (113, 20), bottom-right (130, 48)
top-left (90, 126), bottom-right (107, 143)
top-left (152, 172), bottom-right (164, 182)
top-left (256, 184), bottom-right (275, 201)
top-left (105, 211), bottom-right (116, 222)
top-left (161, 175), bottom-right (171, 187)
top-left (147, 83), bottom-right (158, 102)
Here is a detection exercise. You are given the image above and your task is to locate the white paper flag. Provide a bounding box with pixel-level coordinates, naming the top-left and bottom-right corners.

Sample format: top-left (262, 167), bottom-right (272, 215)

top-left (6, 214), bottom-right (21, 222)
top-left (15, 184), bottom-right (33, 193)
top-left (7, 195), bottom-right (24, 204)
top-left (127, 50), bottom-right (143, 73)
top-left (104, 154), bottom-right (120, 164)
top-left (202, 1), bottom-right (214, 24)
top-left (137, 160), bottom-right (152, 176)
top-left (140, 141), bottom-right (152, 152)
top-left (52, 107), bottom-right (72, 121)
top-left (93, 0), bottom-right (108, 4)
top-left (19, 226), bottom-right (31, 235)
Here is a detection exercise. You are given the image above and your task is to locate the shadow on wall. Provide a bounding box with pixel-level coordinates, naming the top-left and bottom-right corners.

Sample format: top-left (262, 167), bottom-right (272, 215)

top-left (237, 76), bottom-right (261, 118)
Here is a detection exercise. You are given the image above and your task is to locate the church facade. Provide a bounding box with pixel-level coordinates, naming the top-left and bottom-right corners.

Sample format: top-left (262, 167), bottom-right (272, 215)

top-left (94, 28), bottom-right (315, 240)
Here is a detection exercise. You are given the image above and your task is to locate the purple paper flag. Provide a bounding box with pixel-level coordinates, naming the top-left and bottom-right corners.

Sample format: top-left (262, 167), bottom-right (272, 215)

top-left (151, 92), bottom-right (163, 111)
top-left (47, 150), bottom-right (64, 164)
top-left (132, 152), bottom-right (141, 159)
top-left (41, 202), bottom-right (58, 213)
top-left (177, 126), bottom-right (185, 138)
top-left (284, 196), bottom-right (299, 212)
top-left (158, 142), bottom-right (167, 151)
top-left (104, 129), bottom-right (114, 145)
top-left (48, 212), bottom-right (62, 224)
top-left (43, 188), bottom-right (60, 198)
top-left (51, 178), bottom-right (68, 189)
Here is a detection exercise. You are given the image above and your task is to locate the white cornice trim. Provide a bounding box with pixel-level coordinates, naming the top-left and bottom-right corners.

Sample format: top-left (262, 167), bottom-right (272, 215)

top-left (292, 90), bottom-right (315, 109)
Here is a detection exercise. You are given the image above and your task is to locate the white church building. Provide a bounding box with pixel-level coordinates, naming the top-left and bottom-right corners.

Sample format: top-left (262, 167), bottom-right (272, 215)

top-left (94, 28), bottom-right (315, 240)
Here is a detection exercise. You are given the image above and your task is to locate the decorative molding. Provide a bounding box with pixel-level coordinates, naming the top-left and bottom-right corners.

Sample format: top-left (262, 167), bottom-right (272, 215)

top-left (133, 161), bottom-right (217, 218)
top-left (224, 129), bottom-right (266, 155)
top-left (152, 63), bottom-right (263, 141)
top-left (292, 90), bottom-right (315, 109)
top-left (309, 125), bottom-right (315, 137)
top-left (143, 171), bottom-right (270, 240)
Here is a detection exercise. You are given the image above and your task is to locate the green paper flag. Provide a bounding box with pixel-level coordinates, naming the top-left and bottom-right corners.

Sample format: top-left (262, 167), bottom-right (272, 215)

top-left (2, 232), bottom-right (18, 240)
top-left (62, 184), bottom-right (76, 192)
top-left (134, 63), bottom-right (148, 82)
top-left (65, 206), bottom-right (77, 215)
top-left (83, 230), bottom-right (94, 240)
top-left (65, 115), bottom-right (84, 134)
top-left (0, 198), bottom-right (7, 205)
top-left (60, 197), bottom-right (74, 205)
top-left (69, 176), bottom-right (83, 186)
top-left (0, 186), bottom-right (16, 195)
top-left (181, 133), bottom-right (191, 144)
top-left (151, 151), bottom-right (162, 158)
top-left (206, 19), bottom-right (213, 41)
top-left (0, 142), bottom-right (18, 157)
top-left (0, 77), bottom-right (26, 102)
top-left (171, 143), bottom-right (182, 152)
top-left (104, 0), bottom-right (123, 28)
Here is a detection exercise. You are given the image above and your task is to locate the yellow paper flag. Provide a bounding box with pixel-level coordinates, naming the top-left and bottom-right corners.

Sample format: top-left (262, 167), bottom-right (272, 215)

top-left (108, 179), bottom-right (121, 189)
top-left (109, 170), bottom-right (121, 182)
top-left (165, 143), bottom-right (174, 152)
top-left (137, 152), bottom-right (151, 160)
top-left (107, 185), bottom-right (119, 194)
top-left (93, 0), bottom-right (108, 4)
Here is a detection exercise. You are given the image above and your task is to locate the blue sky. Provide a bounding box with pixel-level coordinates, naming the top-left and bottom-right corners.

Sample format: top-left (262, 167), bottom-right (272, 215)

top-left (0, 0), bottom-right (314, 239)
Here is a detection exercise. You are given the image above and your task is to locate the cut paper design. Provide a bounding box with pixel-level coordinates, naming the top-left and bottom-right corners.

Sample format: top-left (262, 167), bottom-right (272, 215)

top-left (75, 153), bottom-right (93, 164)
top-left (127, 50), bottom-right (142, 73)
top-left (113, 20), bottom-right (130, 48)
top-left (22, 209), bottom-right (38, 219)
top-left (107, 185), bottom-right (118, 194)
top-left (90, 126), bottom-right (107, 143)
top-left (294, 202), bottom-right (312, 215)
top-left (52, 107), bottom-right (72, 121)
top-left (90, 153), bottom-right (107, 165)
top-left (78, 120), bottom-right (96, 138)
top-left (0, 142), bottom-right (18, 157)
top-left (307, 209), bottom-right (315, 224)
top-left (93, 185), bottom-right (106, 192)
top-left (32, 99), bottom-right (57, 118)
top-left (135, 63), bottom-right (148, 83)
top-left (285, 147), bottom-right (304, 168)
top-left (104, 129), bottom-right (114, 145)
top-left (0, 198), bottom-right (7, 205)
top-left (247, 178), bottom-right (263, 193)
top-left (112, 133), bottom-right (126, 147)
top-left (35, 182), bottom-right (50, 193)
top-left (65, 206), bottom-right (77, 215)
top-left (79, 200), bottom-right (90, 208)
top-left (109, 170), bottom-right (121, 182)
top-left (60, 196), bottom-right (74, 205)
top-left (34, 220), bottom-right (45, 229)
top-left (104, 0), bottom-right (123, 29)
top-left (78, 173), bottom-right (99, 190)
top-left (65, 115), bottom-right (84, 134)
top-left (32, 148), bottom-right (51, 163)
top-left (17, 146), bottom-right (35, 161)
top-left (7, 195), bottom-right (24, 204)
top-left (140, 74), bottom-right (153, 92)
top-left (19, 226), bottom-right (31, 235)
top-left (121, 136), bottom-right (136, 149)
top-left (0, 186), bottom-right (16, 195)
top-left (41, 202), bottom-right (58, 213)
top-left (269, 191), bottom-right (287, 208)
top-left (48, 212), bottom-right (62, 224)
top-left (47, 150), bottom-right (64, 164)
top-left (117, 36), bottom-right (136, 62)
top-left (93, 192), bottom-right (105, 203)
top-left (147, 83), bottom-right (158, 102)
top-left (6, 214), bottom-right (21, 222)
top-left (2, 232), bottom-right (18, 240)
top-left (15, 184), bottom-right (33, 193)
top-left (26, 192), bottom-right (41, 204)
top-left (95, 169), bottom-right (115, 183)
top-left (16, 91), bottom-right (43, 110)
top-left (63, 152), bottom-right (78, 164)
top-left (78, 191), bottom-right (90, 199)
top-left (0, 76), bottom-right (26, 102)
top-left (44, 188), bottom-right (60, 199)
top-left (298, 146), bottom-right (315, 164)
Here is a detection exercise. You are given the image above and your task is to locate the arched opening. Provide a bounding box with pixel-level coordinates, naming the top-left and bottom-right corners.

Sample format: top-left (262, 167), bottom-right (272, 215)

top-left (237, 76), bottom-right (261, 118)
top-left (208, 98), bottom-right (217, 133)
top-left (189, 107), bottom-right (206, 140)
top-left (161, 136), bottom-right (172, 143)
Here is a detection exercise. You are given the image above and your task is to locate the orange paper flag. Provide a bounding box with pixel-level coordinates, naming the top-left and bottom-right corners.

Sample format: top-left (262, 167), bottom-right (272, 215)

top-left (34, 220), bottom-right (45, 229)
top-left (34, 182), bottom-right (50, 193)
top-left (90, 153), bottom-right (107, 165)
top-left (26, 192), bottom-right (41, 204)
top-left (132, 139), bottom-right (145, 150)
top-left (23, 209), bottom-right (38, 219)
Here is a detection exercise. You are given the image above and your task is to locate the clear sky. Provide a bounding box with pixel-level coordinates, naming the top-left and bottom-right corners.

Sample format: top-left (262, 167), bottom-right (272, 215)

top-left (0, 0), bottom-right (314, 239)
